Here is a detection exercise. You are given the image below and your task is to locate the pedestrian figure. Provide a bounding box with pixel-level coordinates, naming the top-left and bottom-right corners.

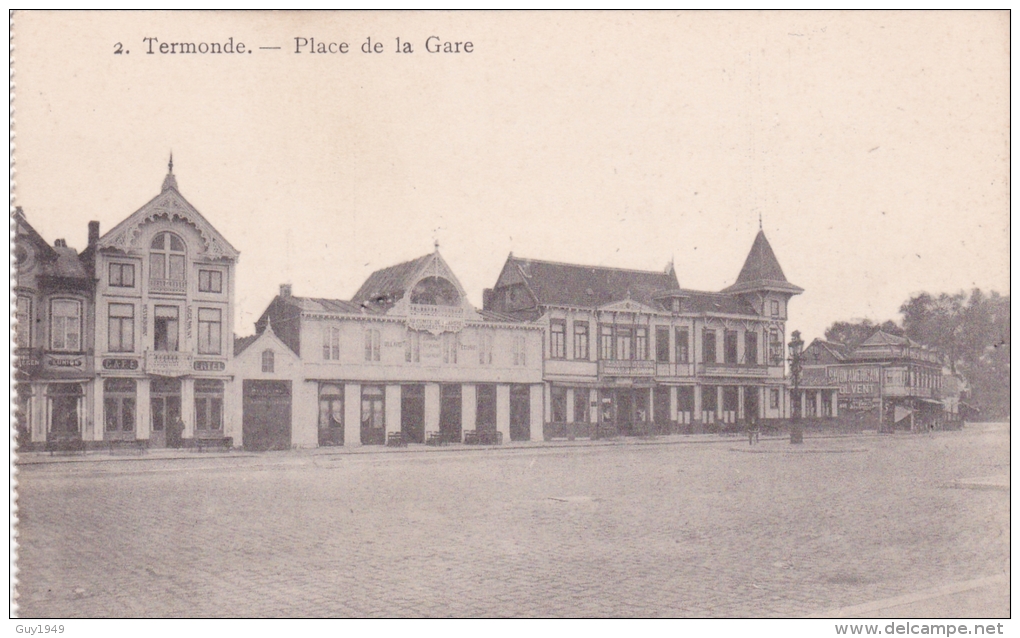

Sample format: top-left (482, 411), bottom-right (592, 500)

top-left (747, 417), bottom-right (760, 445)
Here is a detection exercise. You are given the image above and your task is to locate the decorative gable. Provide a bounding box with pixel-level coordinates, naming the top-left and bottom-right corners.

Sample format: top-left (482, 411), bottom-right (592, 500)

top-left (98, 183), bottom-right (239, 261)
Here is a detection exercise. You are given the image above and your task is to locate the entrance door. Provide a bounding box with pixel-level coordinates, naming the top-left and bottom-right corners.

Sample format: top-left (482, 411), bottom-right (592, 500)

top-left (744, 387), bottom-right (760, 424)
top-left (439, 384), bottom-right (462, 443)
top-left (654, 386), bottom-right (671, 433)
top-left (48, 384), bottom-right (82, 438)
top-left (401, 384), bottom-right (425, 443)
top-left (242, 379), bottom-right (292, 451)
top-left (150, 377), bottom-right (182, 448)
top-left (509, 384), bottom-right (530, 441)
top-left (616, 389), bottom-right (634, 436)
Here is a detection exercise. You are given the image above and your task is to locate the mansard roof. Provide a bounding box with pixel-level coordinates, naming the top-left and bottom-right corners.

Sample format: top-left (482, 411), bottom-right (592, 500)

top-left (724, 230), bottom-right (803, 295)
top-left (97, 164), bottom-right (239, 260)
top-left (497, 255), bottom-right (681, 309)
top-left (351, 253), bottom-right (434, 307)
top-left (680, 290), bottom-right (757, 315)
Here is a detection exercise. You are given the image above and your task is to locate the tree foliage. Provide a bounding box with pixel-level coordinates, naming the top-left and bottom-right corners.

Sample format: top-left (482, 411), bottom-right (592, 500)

top-left (822, 288), bottom-right (1009, 419)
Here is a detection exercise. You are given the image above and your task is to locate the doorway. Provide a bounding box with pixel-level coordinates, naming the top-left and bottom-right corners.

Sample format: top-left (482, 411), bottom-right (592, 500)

top-left (401, 384), bottom-right (425, 443)
top-left (242, 379), bottom-right (292, 451)
top-left (439, 384), bottom-right (462, 443)
top-left (150, 377), bottom-right (182, 448)
top-left (509, 384), bottom-right (530, 441)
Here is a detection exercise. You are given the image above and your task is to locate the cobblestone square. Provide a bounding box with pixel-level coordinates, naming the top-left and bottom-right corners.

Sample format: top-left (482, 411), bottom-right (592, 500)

top-left (13, 425), bottom-right (1009, 617)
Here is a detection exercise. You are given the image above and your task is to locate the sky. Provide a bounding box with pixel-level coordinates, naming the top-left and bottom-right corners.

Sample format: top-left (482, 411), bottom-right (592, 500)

top-left (13, 11), bottom-right (1010, 342)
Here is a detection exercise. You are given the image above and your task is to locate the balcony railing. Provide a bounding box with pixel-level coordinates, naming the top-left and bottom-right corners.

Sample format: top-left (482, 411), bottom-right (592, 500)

top-left (655, 362), bottom-right (695, 378)
top-left (145, 350), bottom-right (193, 376)
top-left (697, 362), bottom-right (769, 378)
top-left (598, 359), bottom-right (656, 377)
top-left (149, 278), bottom-right (187, 294)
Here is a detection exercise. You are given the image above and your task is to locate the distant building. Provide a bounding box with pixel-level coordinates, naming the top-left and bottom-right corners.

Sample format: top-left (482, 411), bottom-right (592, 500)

top-left (483, 229), bottom-right (802, 437)
top-left (234, 249), bottom-right (545, 449)
top-left (801, 330), bottom-right (945, 430)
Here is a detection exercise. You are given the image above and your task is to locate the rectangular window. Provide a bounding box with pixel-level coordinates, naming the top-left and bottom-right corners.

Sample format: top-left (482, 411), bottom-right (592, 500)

top-left (635, 327), bottom-right (648, 360)
top-left (574, 388), bottom-right (590, 424)
top-left (675, 328), bottom-right (689, 364)
top-left (50, 299), bottom-right (81, 351)
top-left (197, 308), bottom-right (222, 354)
top-left (770, 300), bottom-right (780, 316)
top-left (573, 321), bottom-right (589, 360)
top-left (599, 325), bottom-right (614, 360)
top-left (103, 378), bottom-right (137, 433)
top-left (198, 269), bottom-right (223, 293)
top-left (616, 327), bottom-right (632, 361)
top-left (109, 263), bottom-right (135, 288)
top-left (169, 254), bottom-right (185, 281)
top-left (108, 303), bottom-right (135, 352)
top-left (405, 330), bottom-right (421, 363)
top-left (745, 331), bottom-right (758, 365)
top-left (16, 295), bottom-right (31, 348)
top-left (478, 331), bottom-right (493, 365)
top-left (443, 332), bottom-right (459, 364)
top-left (702, 329), bottom-right (717, 364)
top-left (364, 328), bottom-right (380, 362)
top-left (770, 388), bottom-right (780, 409)
top-left (550, 320), bottom-right (566, 359)
top-left (194, 379), bottom-right (224, 431)
top-left (724, 330), bottom-right (738, 364)
top-left (261, 349), bottom-right (275, 373)
top-left (150, 253), bottom-right (166, 280)
top-left (512, 334), bottom-right (527, 366)
top-left (154, 305), bottom-right (180, 352)
top-left (769, 329), bottom-right (783, 365)
top-left (655, 327), bottom-right (670, 363)
top-left (323, 326), bottom-right (341, 360)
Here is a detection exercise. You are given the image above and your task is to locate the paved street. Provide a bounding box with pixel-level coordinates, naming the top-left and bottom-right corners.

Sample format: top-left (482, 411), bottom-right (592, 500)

top-left (14, 424), bottom-right (1009, 618)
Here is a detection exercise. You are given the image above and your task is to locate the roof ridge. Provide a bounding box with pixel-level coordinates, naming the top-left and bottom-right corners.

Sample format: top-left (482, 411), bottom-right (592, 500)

top-left (509, 255), bottom-right (675, 277)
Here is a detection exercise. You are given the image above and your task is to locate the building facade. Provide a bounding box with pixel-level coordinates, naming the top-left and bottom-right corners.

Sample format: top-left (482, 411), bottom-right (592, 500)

top-left (483, 230), bottom-right (802, 437)
top-left (233, 249), bottom-right (544, 450)
top-left (90, 161), bottom-right (240, 447)
top-left (801, 330), bottom-right (945, 430)
top-left (14, 208), bottom-right (95, 447)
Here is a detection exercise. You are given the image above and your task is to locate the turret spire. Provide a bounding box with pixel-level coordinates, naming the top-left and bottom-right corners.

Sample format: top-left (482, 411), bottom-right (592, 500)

top-left (161, 152), bottom-right (178, 192)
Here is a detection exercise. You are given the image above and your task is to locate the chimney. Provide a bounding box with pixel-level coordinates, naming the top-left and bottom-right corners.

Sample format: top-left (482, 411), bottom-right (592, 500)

top-left (280, 284), bottom-right (292, 298)
top-left (54, 239), bottom-right (67, 248)
top-left (88, 221), bottom-right (100, 247)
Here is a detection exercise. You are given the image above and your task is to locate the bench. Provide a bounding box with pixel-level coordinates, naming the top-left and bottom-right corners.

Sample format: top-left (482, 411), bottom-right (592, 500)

top-left (44, 432), bottom-right (86, 455)
top-left (426, 431), bottom-right (447, 446)
top-left (107, 439), bottom-right (148, 454)
top-left (463, 429), bottom-right (502, 445)
top-left (386, 432), bottom-right (407, 447)
top-left (192, 435), bottom-right (233, 452)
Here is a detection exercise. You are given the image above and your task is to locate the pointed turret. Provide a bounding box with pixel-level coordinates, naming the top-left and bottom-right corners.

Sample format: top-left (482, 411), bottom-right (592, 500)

top-left (724, 229), bottom-right (803, 295)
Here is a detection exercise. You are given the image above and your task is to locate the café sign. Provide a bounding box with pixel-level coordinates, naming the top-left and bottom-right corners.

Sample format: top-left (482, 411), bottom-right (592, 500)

top-left (407, 304), bottom-right (464, 335)
top-left (827, 366), bottom-right (881, 397)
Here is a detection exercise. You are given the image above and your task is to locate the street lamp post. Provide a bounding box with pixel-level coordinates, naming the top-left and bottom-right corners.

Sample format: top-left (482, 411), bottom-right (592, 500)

top-left (788, 330), bottom-right (804, 445)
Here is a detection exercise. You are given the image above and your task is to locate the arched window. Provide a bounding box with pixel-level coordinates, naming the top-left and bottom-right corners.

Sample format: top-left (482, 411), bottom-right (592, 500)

top-left (150, 232), bottom-right (187, 292)
top-left (261, 349), bottom-right (275, 373)
top-left (409, 276), bottom-right (459, 306)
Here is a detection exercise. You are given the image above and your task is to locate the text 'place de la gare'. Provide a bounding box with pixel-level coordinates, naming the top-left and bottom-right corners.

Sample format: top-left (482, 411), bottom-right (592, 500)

top-left (14, 159), bottom-right (957, 452)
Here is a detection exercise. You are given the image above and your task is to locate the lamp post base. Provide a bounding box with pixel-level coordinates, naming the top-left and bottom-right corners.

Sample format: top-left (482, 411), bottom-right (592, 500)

top-left (790, 424), bottom-right (803, 444)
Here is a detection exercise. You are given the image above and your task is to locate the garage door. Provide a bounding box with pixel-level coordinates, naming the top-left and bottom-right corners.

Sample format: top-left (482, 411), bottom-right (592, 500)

top-left (243, 380), bottom-right (292, 451)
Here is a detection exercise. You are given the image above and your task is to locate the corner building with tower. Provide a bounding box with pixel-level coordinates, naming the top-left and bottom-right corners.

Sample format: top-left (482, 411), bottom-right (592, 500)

top-left (483, 230), bottom-right (802, 439)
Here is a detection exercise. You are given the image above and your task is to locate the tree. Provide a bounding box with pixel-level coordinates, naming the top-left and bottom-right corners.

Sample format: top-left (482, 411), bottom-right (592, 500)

top-left (824, 319), bottom-right (904, 351)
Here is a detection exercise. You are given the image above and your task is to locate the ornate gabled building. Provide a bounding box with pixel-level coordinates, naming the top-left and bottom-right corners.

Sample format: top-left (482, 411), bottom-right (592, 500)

top-left (14, 207), bottom-right (95, 448)
top-left (801, 330), bottom-right (946, 430)
top-left (91, 158), bottom-right (240, 448)
top-left (234, 247), bottom-right (544, 450)
top-left (484, 229), bottom-right (802, 437)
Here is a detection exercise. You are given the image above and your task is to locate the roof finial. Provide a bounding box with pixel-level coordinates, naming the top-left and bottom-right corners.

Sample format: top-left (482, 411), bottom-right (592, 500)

top-left (434, 238), bottom-right (440, 252)
top-left (168, 151), bottom-right (174, 174)
top-left (758, 210), bottom-right (763, 231)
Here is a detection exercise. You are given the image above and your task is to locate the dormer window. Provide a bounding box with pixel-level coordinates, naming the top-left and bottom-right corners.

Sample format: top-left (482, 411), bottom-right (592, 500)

top-left (150, 232), bottom-right (186, 294)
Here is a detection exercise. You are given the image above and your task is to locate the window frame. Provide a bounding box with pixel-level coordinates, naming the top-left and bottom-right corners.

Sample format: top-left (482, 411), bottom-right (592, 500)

top-left (49, 298), bottom-right (82, 352)
top-left (198, 269), bottom-right (224, 293)
top-left (261, 349), bottom-right (275, 373)
top-left (745, 330), bottom-right (758, 365)
top-left (549, 320), bottom-right (566, 359)
top-left (599, 324), bottom-right (614, 360)
top-left (364, 328), bottom-right (381, 362)
top-left (153, 305), bottom-right (180, 352)
top-left (197, 307), bottom-right (222, 355)
top-left (573, 321), bottom-right (589, 360)
top-left (702, 329), bottom-right (717, 364)
top-left (675, 328), bottom-right (689, 364)
top-left (103, 378), bottom-right (137, 433)
top-left (724, 330), bottom-right (739, 365)
top-left (655, 326), bottom-right (670, 363)
top-left (108, 302), bottom-right (135, 353)
top-left (108, 262), bottom-right (136, 288)
top-left (194, 379), bottom-right (225, 431)
top-left (16, 295), bottom-right (32, 348)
